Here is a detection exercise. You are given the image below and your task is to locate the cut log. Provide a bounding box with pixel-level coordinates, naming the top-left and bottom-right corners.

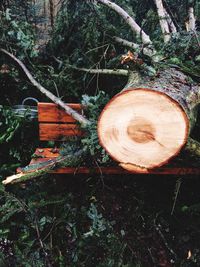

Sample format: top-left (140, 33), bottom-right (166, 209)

top-left (98, 68), bottom-right (199, 173)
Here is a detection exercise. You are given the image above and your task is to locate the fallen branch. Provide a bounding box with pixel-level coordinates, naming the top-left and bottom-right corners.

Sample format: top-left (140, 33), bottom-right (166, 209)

top-left (52, 56), bottom-right (129, 76)
top-left (0, 49), bottom-right (90, 126)
top-left (2, 151), bottom-right (84, 185)
top-left (97, 0), bottom-right (152, 45)
top-left (112, 36), bottom-right (140, 50)
top-left (2, 160), bottom-right (63, 185)
top-left (112, 36), bottom-right (157, 59)
top-left (188, 6), bottom-right (196, 31)
top-left (70, 65), bottom-right (129, 76)
top-left (154, 0), bottom-right (170, 42)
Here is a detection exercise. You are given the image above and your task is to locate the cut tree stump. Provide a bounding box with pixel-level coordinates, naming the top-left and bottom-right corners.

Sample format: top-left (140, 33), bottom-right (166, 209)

top-left (98, 68), bottom-right (199, 173)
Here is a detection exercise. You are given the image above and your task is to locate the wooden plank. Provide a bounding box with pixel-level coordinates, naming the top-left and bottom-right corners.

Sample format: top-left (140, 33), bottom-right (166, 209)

top-left (27, 149), bottom-right (200, 175)
top-left (52, 166), bottom-right (200, 175)
top-left (39, 124), bottom-right (83, 141)
top-left (34, 148), bottom-right (60, 157)
top-left (38, 103), bottom-right (83, 123)
top-left (52, 166), bottom-right (129, 174)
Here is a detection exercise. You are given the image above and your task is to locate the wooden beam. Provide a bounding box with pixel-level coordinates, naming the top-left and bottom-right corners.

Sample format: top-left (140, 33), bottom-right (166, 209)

top-left (23, 149), bottom-right (200, 176)
top-left (38, 103), bottom-right (83, 123)
top-left (39, 124), bottom-right (83, 140)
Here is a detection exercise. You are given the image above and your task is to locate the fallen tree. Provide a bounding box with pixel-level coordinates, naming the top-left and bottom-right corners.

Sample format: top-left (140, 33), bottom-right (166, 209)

top-left (98, 67), bottom-right (200, 172)
top-left (1, 0), bottom-right (200, 183)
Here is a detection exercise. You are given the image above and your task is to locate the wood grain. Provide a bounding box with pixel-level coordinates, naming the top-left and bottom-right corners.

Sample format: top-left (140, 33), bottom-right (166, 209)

top-left (98, 88), bottom-right (188, 172)
top-left (51, 167), bottom-right (200, 175)
top-left (38, 103), bottom-right (83, 123)
top-left (39, 123), bottom-right (83, 140)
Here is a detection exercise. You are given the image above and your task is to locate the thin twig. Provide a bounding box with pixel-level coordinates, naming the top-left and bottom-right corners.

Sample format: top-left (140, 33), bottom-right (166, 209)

top-left (85, 43), bottom-right (110, 54)
top-left (70, 66), bottom-right (129, 76)
top-left (154, 220), bottom-right (177, 260)
top-left (35, 219), bottom-right (53, 267)
top-left (171, 178), bottom-right (182, 215)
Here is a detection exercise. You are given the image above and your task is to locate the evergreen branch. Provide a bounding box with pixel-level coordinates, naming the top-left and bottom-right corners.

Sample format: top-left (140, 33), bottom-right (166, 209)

top-left (2, 151), bottom-right (84, 185)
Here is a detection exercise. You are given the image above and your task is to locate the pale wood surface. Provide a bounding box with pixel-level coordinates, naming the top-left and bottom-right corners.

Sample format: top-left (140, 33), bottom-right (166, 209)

top-left (98, 89), bottom-right (189, 172)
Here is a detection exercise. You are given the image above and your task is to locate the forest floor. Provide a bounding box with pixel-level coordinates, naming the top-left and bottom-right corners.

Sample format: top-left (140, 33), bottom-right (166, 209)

top-left (51, 173), bottom-right (200, 267)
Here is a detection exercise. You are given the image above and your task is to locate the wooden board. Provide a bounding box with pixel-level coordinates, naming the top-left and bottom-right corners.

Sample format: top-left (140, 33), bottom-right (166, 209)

top-left (34, 148), bottom-right (60, 157)
top-left (28, 148), bottom-right (200, 175)
top-left (39, 123), bottom-right (83, 141)
top-left (52, 167), bottom-right (200, 175)
top-left (38, 103), bottom-right (83, 123)
top-left (38, 103), bottom-right (84, 141)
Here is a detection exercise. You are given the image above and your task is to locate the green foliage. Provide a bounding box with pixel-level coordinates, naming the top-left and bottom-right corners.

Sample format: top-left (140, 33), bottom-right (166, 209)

top-left (162, 31), bottom-right (200, 62)
top-left (49, 1), bottom-right (129, 94)
top-left (1, 1), bottom-right (200, 266)
top-left (81, 91), bottom-right (111, 164)
top-left (0, 106), bottom-right (22, 144)
top-left (157, 31), bottom-right (200, 81)
top-left (0, 106), bottom-right (38, 179)
top-left (33, 64), bottom-right (83, 100)
top-left (0, 184), bottom-right (142, 267)
top-left (84, 203), bottom-right (107, 237)
top-left (60, 91), bottom-right (112, 167)
top-left (0, 9), bottom-right (38, 59)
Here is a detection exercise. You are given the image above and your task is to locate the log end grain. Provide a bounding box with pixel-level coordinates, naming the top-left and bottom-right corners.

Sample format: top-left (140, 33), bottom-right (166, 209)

top-left (98, 88), bottom-right (189, 172)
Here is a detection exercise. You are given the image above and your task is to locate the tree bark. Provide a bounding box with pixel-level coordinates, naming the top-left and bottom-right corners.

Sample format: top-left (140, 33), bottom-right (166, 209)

top-left (188, 7), bottom-right (196, 31)
top-left (98, 68), bottom-right (199, 173)
top-left (154, 0), bottom-right (170, 42)
top-left (112, 36), bottom-right (157, 59)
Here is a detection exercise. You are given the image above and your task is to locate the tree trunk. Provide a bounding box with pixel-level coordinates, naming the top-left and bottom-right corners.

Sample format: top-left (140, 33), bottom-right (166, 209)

top-left (98, 68), bottom-right (199, 173)
top-left (34, 0), bottom-right (61, 49)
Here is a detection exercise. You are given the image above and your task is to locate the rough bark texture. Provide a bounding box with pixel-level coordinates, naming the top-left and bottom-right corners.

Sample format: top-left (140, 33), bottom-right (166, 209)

top-left (154, 0), bottom-right (170, 42)
top-left (98, 68), bottom-right (199, 172)
top-left (33, 0), bottom-right (61, 49)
